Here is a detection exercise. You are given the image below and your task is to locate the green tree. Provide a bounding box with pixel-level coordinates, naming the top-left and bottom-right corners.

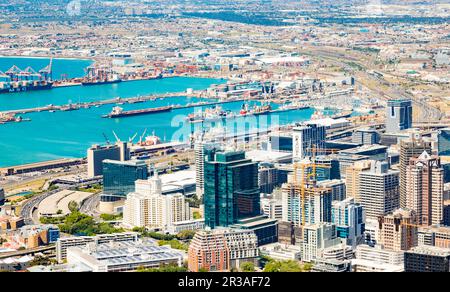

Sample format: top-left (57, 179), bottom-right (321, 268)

top-left (176, 230), bottom-right (196, 240)
top-left (29, 255), bottom-right (52, 267)
top-left (263, 260), bottom-right (303, 272)
top-left (68, 201), bottom-right (79, 213)
top-left (158, 239), bottom-right (189, 251)
top-left (137, 264), bottom-right (188, 273)
top-left (240, 262), bottom-right (255, 272)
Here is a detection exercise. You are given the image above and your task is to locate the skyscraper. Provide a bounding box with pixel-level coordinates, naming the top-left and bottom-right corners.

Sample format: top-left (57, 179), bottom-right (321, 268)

top-left (301, 223), bottom-right (341, 263)
top-left (194, 140), bottom-right (219, 199)
top-left (352, 128), bottom-right (380, 145)
top-left (385, 99), bottom-right (413, 133)
top-left (438, 128), bottom-right (450, 156)
top-left (331, 198), bottom-right (365, 248)
top-left (377, 209), bottom-right (418, 252)
top-left (102, 160), bottom-right (148, 202)
top-left (292, 123), bottom-right (326, 160)
top-left (345, 160), bottom-right (373, 202)
top-left (281, 177), bottom-right (333, 226)
top-left (399, 133), bottom-right (432, 208)
top-left (359, 161), bottom-right (400, 220)
top-left (0, 188), bottom-right (4, 206)
top-left (204, 151), bottom-right (260, 229)
top-left (317, 179), bottom-right (346, 202)
top-left (406, 151), bottom-right (444, 226)
top-left (87, 144), bottom-right (122, 177)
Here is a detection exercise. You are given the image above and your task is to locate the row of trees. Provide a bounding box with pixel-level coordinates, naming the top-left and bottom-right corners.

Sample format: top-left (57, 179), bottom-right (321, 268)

top-left (41, 211), bottom-right (124, 236)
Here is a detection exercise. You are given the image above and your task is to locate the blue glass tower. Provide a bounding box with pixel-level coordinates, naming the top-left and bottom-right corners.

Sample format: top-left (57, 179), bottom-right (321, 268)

top-left (102, 159), bottom-right (148, 202)
top-left (204, 151), bottom-right (260, 229)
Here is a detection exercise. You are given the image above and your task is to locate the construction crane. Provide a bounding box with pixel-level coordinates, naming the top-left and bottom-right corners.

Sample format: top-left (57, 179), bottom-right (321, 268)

top-left (293, 161), bottom-right (331, 226)
top-left (292, 145), bottom-right (339, 226)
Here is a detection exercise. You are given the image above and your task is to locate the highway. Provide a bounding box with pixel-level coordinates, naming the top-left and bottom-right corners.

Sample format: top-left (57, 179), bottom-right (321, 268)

top-left (19, 180), bottom-right (102, 225)
top-left (80, 193), bottom-right (101, 217)
top-left (0, 245), bottom-right (55, 260)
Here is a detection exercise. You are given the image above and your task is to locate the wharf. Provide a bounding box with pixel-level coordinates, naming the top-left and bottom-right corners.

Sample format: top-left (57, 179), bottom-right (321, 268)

top-left (0, 91), bottom-right (207, 116)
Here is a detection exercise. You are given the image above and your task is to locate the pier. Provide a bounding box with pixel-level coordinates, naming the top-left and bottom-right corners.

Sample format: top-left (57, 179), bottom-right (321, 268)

top-left (0, 90), bottom-right (265, 120)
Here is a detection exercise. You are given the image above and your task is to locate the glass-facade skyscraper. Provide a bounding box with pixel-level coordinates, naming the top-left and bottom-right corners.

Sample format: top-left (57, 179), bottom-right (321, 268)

top-left (204, 151), bottom-right (260, 229)
top-left (438, 128), bottom-right (450, 156)
top-left (385, 99), bottom-right (413, 133)
top-left (102, 159), bottom-right (148, 202)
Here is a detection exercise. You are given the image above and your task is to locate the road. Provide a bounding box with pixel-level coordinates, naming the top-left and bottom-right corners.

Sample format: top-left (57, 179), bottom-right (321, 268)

top-left (80, 193), bottom-right (101, 217)
top-left (20, 180), bottom-right (102, 225)
top-left (19, 188), bottom-right (63, 225)
top-left (293, 47), bottom-right (443, 122)
top-left (0, 245), bottom-right (55, 260)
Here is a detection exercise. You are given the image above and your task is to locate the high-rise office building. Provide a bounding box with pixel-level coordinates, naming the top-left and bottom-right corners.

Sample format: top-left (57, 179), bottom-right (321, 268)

top-left (194, 140), bottom-right (219, 199)
top-left (359, 161), bottom-right (400, 219)
top-left (102, 160), bottom-right (148, 202)
top-left (87, 142), bottom-right (130, 177)
top-left (352, 128), bottom-right (380, 145)
top-left (292, 123), bottom-right (326, 160)
top-left (331, 198), bottom-right (365, 247)
top-left (258, 163), bottom-right (281, 194)
top-left (344, 161), bottom-right (372, 202)
top-left (404, 246), bottom-right (450, 272)
top-left (438, 128), bottom-right (450, 156)
top-left (122, 173), bottom-right (191, 230)
top-left (87, 144), bottom-right (121, 177)
top-left (281, 178), bottom-right (333, 226)
top-left (399, 133), bottom-right (432, 208)
top-left (301, 223), bottom-right (342, 263)
top-left (406, 151), bottom-right (444, 226)
top-left (0, 188), bottom-right (4, 206)
top-left (377, 209), bottom-right (418, 252)
top-left (317, 180), bottom-right (346, 202)
top-left (385, 99), bottom-right (413, 133)
top-left (204, 151), bottom-right (260, 229)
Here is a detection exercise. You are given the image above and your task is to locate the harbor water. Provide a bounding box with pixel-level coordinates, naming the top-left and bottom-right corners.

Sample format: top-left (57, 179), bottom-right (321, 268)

top-left (0, 58), bottom-right (320, 168)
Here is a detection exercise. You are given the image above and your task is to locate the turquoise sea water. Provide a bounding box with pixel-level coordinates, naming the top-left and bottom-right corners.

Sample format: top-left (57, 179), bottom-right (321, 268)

top-left (0, 58), bottom-right (319, 168)
top-left (0, 56), bottom-right (93, 80)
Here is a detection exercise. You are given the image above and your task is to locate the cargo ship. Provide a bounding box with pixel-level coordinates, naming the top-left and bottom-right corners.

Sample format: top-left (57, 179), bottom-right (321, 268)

top-left (102, 106), bottom-right (173, 118)
top-left (81, 65), bottom-right (122, 86)
top-left (187, 103), bottom-right (273, 123)
top-left (0, 60), bottom-right (54, 94)
top-left (0, 81), bottom-right (53, 94)
top-left (82, 78), bottom-right (122, 86)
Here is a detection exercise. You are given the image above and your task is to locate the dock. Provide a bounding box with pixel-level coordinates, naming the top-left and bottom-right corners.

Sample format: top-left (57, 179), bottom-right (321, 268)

top-left (0, 90), bottom-right (207, 116)
top-left (0, 91), bottom-right (263, 120)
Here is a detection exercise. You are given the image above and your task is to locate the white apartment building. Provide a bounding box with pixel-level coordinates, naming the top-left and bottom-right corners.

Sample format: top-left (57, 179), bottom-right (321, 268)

top-left (123, 173), bottom-right (191, 230)
top-left (261, 196), bottom-right (283, 220)
top-left (301, 223), bottom-right (342, 263)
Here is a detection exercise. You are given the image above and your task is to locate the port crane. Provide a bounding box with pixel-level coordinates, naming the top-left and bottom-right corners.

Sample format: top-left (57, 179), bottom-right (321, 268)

top-left (103, 133), bottom-right (111, 145)
top-left (139, 128), bottom-right (148, 145)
